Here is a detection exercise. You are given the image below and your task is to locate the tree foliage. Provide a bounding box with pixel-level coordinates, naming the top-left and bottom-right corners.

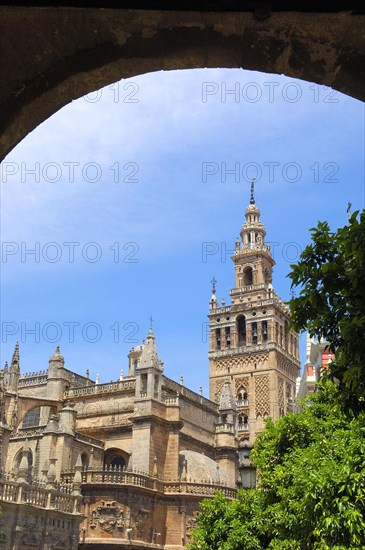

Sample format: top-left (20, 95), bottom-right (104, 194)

top-left (288, 210), bottom-right (365, 407)
top-left (189, 383), bottom-right (365, 550)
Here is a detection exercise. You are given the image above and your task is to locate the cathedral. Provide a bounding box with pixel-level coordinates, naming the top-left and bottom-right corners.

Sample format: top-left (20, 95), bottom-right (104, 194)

top-left (0, 186), bottom-right (300, 549)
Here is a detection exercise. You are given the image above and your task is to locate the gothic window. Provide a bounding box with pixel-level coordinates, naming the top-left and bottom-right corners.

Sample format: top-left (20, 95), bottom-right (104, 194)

top-left (237, 316), bottom-right (246, 345)
top-left (22, 407), bottom-right (41, 428)
top-left (243, 267), bottom-right (253, 286)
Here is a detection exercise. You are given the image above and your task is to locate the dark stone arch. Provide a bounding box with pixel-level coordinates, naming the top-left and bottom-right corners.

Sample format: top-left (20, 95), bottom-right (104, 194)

top-left (0, 6), bottom-right (364, 160)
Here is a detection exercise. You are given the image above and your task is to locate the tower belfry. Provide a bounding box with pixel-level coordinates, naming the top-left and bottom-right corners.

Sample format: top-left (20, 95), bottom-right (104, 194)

top-left (208, 185), bottom-right (300, 443)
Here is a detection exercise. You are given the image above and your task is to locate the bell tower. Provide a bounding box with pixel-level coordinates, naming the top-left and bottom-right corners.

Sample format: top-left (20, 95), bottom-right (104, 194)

top-left (209, 182), bottom-right (300, 444)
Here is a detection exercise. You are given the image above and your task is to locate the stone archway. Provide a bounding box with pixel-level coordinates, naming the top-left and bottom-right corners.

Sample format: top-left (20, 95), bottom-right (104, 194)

top-left (0, 6), bottom-right (364, 160)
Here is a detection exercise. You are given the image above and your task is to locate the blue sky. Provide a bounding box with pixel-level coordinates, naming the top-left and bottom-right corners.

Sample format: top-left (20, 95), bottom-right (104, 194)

top-left (0, 68), bottom-right (364, 395)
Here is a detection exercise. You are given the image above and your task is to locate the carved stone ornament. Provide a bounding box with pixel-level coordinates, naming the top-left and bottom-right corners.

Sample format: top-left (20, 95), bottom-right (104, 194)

top-left (135, 508), bottom-right (150, 540)
top-left (90, 501), bottom-right (124, 533)
top-left (186, 510), bottom-right (199, 538)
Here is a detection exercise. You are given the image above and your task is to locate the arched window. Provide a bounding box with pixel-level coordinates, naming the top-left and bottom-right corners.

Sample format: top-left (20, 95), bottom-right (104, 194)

top-left (243, 267), bottom-right (253, 286)
top-left (104, 448), bottom-right (128, 470)
top-left (22, 407), bottom-right (41, 428)
top-left (237, 388), bottom-right (248, 407)
top-left (252, 322), bottom-right (258, 344)
top-left (262, 321), bottom-right (268, 342)
top-left (215, 328), bottom-right (221, 350)
top-left (225, 326), bottom-right (231, 348)
top-left (13, 447), bottom-right (33, 481)
top-left (238, 415), bottom-right (249, 431)
top-left (284, 321), bottom-right (289, 350)
top-left (237, 315), bottom-right (246, 345)
top-left (237, 415), bottom-right (249, 430)
top-left (80, 452), bottom-right (89, 471)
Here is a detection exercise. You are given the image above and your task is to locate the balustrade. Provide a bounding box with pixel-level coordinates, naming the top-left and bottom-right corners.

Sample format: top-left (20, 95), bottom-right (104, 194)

top-left (0, 476), bottom-right (81, 513)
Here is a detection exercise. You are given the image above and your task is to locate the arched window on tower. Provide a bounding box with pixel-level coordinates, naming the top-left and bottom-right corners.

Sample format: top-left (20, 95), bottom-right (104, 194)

top-left (238, 415), bottom-right (249, 431)
top-left (252, 322), bottom-right (258, 344)
top-left (215, 328), bottom-right (221, 350)
top-left (284, 321), bottom-right (289, 351)
top-left (262, 321), bottom-right (268, 343)
top-left (243, 267), bottom-right (253, 286)
top-left (237, 389), bottom-right (249, 407)
top-left (225, 326), bottom-right (231, 348)
top-left (237, 316), bottom-right (246, 345)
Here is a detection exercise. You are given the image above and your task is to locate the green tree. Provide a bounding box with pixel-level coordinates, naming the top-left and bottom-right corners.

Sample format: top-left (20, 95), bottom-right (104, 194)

top-left (187, 488), bottom-right (268, 550)
top-left (189, 383), bottom-right (365, 550)
top-left (288, 210), bottom-right (365, 407)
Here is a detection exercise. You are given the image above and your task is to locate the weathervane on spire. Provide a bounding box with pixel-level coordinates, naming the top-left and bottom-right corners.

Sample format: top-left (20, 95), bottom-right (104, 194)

top-left (149, 315), bottom-right (154, 330)
top-left (250, 178), bottom-right (255, 205)
top-left (211, 277), bottom-right (217, 293)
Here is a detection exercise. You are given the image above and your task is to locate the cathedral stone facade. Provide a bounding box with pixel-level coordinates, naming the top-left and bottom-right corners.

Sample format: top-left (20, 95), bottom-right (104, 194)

top-left (0, 187), bottom-right (300, 549)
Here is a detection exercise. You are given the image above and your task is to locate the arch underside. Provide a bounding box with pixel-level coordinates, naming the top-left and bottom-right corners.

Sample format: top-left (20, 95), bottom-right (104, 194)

top-left (0, 7), bottom-right (364, 160)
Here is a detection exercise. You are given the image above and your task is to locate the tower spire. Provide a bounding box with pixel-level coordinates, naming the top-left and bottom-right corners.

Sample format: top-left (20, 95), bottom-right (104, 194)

top-left (11, 342), bottom-right (20, 368)
top-left (210, 277), bottom-right (218, 309)
top-left (9, 341), bottom-right (20, 391)
top-left (250, 179), bottom-right (255, 205)
top-left (211, 277), bottom-right (217, 294)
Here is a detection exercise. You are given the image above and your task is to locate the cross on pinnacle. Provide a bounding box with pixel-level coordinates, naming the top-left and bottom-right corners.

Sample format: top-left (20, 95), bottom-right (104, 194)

top-left (250, 179), bottom-right (255, 205)
top-left (149, 315), bottom-right (154, 330)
